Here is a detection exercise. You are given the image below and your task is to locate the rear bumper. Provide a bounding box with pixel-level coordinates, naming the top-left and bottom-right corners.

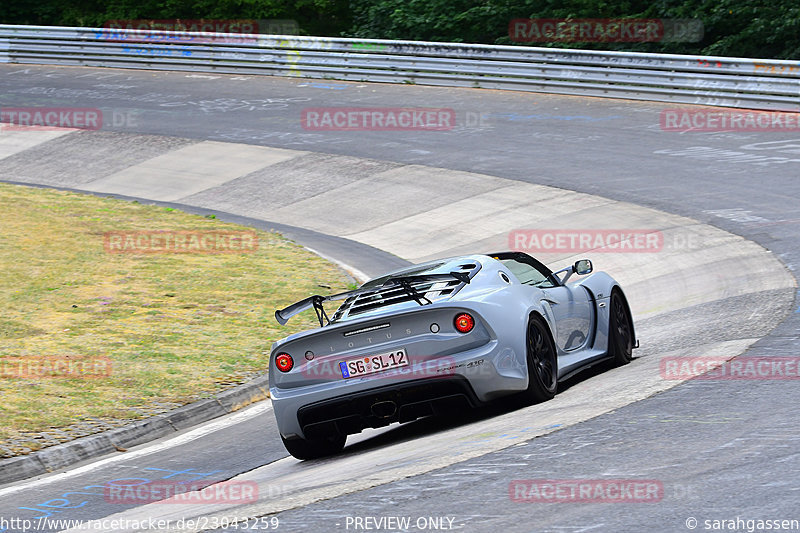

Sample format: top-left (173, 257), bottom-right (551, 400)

top-left (298, 377), bottom-right (480, 440)
top-left (271, 339), bottom-right (527, 439)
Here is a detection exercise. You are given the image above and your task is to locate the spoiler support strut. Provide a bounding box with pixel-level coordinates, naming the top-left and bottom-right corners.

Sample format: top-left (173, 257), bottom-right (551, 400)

top-left (312, 295), bottom-right (331, 328)
top-left (392, 278), bottom-right (432, 307)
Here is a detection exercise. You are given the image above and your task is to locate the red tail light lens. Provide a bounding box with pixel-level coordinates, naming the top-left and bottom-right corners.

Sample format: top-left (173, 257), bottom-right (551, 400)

top-left (454, 313), bottom-right (475, 333)
top-left (275, 353), bottom-right (294, 372)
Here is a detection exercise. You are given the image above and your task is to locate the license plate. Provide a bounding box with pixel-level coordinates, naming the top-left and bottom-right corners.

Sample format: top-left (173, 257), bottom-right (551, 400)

top-left (340, 348), bottom-right (408, 379)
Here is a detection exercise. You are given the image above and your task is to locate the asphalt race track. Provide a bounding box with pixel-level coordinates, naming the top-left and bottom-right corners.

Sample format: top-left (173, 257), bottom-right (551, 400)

top-left (0, 64), bottom-right (798, 533)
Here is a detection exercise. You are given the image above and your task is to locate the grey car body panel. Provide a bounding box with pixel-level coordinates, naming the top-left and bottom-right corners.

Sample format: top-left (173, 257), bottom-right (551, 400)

top-left (269, 253), bottom-right (631, 440)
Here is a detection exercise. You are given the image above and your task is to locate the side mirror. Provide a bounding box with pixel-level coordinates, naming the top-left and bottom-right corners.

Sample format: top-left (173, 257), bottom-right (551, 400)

top-left (574, 259), bottom-right (593, 276)
top-left (552, 259), bottom-right (593, 284)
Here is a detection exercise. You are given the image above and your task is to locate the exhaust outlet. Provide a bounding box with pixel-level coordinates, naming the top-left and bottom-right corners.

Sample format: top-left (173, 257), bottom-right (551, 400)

top-left (371, 400), bottom-right (397, 419)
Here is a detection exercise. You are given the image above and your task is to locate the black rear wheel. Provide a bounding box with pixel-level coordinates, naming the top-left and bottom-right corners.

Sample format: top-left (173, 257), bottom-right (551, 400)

top-left (281, 433), bottom-right (346, 460)
top-left (608, 289), bottom-right (634, 366)
top-left (520, 314), bottom-right (558, 404)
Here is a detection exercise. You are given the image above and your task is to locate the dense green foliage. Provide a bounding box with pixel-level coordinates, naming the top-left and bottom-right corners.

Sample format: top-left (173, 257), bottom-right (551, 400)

top-left (2, 0), bottom-right (798, 59)
top-left (349, 0), bottom-right (800, 59)
top-left (4, 0), bottom-right (352, 38)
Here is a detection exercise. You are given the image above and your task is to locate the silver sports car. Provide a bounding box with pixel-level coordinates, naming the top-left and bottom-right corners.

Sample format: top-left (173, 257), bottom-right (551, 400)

top-left (269, 251), bottom-right (636, 459)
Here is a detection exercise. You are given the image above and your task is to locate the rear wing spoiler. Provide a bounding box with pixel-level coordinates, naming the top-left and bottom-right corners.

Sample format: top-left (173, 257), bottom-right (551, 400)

top-left (274, 271), bottom-right (470, 327)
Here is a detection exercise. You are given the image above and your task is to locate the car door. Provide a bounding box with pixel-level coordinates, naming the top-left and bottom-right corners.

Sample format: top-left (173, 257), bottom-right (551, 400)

top-left (540, 285), bottom-right (593, 352)
top-left (500, 254), bottom-right (594, 354)
top-left (498, 256), bottom-right (592, 352)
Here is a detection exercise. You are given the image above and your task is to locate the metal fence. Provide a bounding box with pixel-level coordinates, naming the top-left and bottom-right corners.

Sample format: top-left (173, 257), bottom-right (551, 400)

top-left (1, 25), bottom-right (798, 111)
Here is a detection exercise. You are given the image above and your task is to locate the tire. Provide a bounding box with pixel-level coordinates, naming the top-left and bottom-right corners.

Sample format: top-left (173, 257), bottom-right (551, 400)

top-left (520, 314), bottom-right (558, 404)
top-left (608, 289), bottom-right (634, 366)
top-left (281, 433), bottom-right (346, 460)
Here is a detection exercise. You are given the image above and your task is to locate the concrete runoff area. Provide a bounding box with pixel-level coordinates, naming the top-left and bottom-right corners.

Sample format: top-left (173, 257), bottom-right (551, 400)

top-left (0, 128), bottom-right (75, 160)
top-left (81, 142), bottom-right (302, 202)
top-left (0, 127), bottom-right (791, 532)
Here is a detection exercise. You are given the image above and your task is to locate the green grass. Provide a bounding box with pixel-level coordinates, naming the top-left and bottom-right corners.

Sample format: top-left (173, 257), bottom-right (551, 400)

top-left (0, 183), bottom-right (352, 451)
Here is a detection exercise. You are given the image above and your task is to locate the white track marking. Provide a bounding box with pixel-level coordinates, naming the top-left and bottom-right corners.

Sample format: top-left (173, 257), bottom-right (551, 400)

top-left (0, 400), bottom-right (272, 498)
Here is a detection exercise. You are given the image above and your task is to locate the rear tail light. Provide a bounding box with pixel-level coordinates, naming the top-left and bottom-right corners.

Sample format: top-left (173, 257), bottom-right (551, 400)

top-left (275, 352), bottom-right (294, 372)
top-left (454, 313), bottom-right (475, 333)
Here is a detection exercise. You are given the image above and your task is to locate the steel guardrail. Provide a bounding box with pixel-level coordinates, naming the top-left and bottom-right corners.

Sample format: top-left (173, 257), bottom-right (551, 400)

top-left (1, 24), bottom-right (798, 111)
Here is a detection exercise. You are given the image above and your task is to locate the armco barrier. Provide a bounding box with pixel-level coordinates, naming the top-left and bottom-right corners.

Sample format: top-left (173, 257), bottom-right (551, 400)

top-left (0, 24), bottom-right (798, 111)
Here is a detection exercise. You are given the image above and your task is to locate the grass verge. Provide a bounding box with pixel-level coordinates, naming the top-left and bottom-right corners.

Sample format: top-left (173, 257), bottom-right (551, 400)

top-left (0, 182), bottom-right (353, 455)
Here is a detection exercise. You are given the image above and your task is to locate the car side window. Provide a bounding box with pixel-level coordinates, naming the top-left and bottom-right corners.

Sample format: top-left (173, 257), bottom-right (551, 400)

top-left (500, 259), bottom-right (557, 288)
